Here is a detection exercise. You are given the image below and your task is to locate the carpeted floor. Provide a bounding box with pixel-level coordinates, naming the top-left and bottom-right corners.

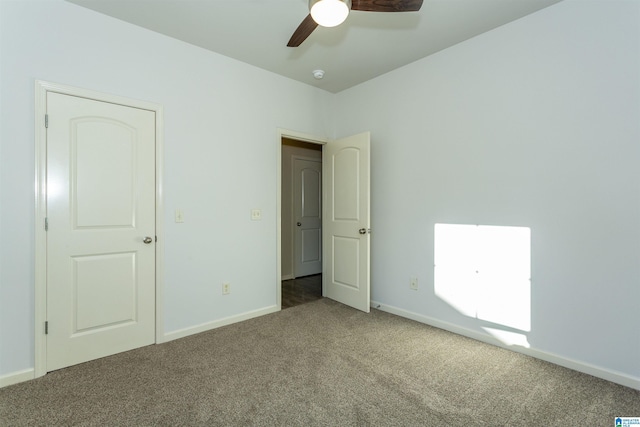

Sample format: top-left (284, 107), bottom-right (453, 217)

top-left (1, 298), bottom-right (638, 426)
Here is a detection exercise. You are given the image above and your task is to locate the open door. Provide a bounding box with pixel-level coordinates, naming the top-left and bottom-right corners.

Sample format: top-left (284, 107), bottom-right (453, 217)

top-left (323, 132), bottom-right (370, 312)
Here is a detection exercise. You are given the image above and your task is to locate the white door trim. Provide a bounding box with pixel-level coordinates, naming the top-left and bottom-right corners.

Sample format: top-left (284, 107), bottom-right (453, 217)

top-left (276, 128), bottom-right (328, 309)
top-left (34, 80), bottom-right (165, 378)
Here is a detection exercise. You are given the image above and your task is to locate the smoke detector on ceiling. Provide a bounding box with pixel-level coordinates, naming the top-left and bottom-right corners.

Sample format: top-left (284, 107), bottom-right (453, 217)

top-left (312, 69), bottom-right (325, 79)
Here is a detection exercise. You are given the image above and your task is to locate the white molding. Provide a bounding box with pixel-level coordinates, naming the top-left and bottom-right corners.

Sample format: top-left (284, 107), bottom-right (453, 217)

top-left (371, 300), bottom-right (640, 391)
top-left (276, 130), bottom-right (283, 309)
top-left (278, 128), bottom-right (329, 145)
top-left (281, 274), bottom-right (294, 281)
top-left (276, 128), bottom-right (328, 310)
top-left (163, 305), bottom-right (280, 342)
top-left (34, 80), bottom-right (165, 373)
top-left (0, 369), bottom-right (34, 389)
top-left (154, 101), bottom-right (166, 344)
top-left (34, 81), bottom-right (48, 378)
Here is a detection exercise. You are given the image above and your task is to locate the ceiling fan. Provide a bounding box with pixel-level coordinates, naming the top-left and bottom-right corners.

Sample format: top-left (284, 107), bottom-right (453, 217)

top-left (287, 0), bottom-right (424, 47)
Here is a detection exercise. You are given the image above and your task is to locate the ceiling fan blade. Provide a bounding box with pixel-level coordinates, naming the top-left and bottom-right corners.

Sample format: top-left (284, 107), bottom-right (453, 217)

top-left (287, 14), bottom-right (319, 47)
top-left (352, 0), bottom-right (423, 12)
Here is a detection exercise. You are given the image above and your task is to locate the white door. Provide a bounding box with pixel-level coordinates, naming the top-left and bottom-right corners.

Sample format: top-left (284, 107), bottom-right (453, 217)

top-left (46, 92), bottom-right (156, 371)
top-left (294, 158), bottom-right (322, 277)
top-left (323, 132), bottom-right (371, 313)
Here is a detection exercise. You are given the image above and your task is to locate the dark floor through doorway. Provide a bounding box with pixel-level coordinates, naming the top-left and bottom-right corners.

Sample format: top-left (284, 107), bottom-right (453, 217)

top-left (281, 274), bottom-right (322, 309)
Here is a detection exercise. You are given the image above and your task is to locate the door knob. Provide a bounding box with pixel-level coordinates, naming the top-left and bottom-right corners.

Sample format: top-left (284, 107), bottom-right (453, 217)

top-left (143, 237), bottom-right (153, 244)
top-left (359, 228), bottom-right (367, 235)
top-left (297, 222), bottom-right (302, 226)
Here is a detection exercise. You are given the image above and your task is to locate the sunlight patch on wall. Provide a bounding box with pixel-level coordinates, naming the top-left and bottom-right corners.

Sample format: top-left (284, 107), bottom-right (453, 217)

top-left (434, 224), bottom-right (531, 347)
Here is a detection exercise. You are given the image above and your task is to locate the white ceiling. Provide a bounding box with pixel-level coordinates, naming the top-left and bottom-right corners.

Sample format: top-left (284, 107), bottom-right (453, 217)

top-left (67, 0), bottom-right (563, 93)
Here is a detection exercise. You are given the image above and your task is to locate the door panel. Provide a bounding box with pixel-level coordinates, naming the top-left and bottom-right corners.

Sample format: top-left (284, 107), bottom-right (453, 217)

top-left (301, 229), bottom-right (321, 262)
top-left (294, 158), bottom-right (322, 277)
top-left (46, 92), bottom-right (155, 371)
top-left (73, 252), bottom-right (136, 332)
top-left (324, 132), bottom-right (370, 312)
top-left (333, 236), bottom-right (359, 289)
top-left (333, 148), bottom-right (359, 220)
top-left (74, 119), bottom-right (136, 228)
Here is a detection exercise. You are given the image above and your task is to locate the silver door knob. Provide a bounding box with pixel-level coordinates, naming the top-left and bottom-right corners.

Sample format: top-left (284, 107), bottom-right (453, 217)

top-left (143, 237), bottom-right (153, 244)
top-left (359, 228), bottom-right (367, 235)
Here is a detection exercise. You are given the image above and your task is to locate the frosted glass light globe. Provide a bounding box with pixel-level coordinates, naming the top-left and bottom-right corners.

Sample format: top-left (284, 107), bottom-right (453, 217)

top-left (310, 0), bottom-right (351, 28)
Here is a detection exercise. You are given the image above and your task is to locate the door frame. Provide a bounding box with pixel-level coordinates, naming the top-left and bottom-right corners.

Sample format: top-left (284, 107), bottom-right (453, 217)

top-left (277, 129), bottom-right (328, 309)
top-left (34, 80), bottom-right (165, 378)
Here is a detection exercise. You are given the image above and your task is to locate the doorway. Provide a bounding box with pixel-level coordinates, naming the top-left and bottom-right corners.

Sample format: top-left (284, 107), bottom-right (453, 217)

top-left (281, 137), bottom-right (323, 308)
top-left (276, 129), bottom-right (371, 313)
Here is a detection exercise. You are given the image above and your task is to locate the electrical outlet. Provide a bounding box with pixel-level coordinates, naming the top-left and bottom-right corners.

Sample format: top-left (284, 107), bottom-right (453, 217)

top-left (222, 282), bottom-right (231, 295)
top-left (410, 277), bottom-right (418, 291)
top-left (175, 209), bottom-right (184, 223)
top-left (251, 209), bottom-right (262, 221)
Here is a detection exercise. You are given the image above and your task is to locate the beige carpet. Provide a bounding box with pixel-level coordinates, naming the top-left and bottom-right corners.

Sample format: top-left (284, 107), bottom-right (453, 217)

top-left (1, 298), bottom-right (639, 426)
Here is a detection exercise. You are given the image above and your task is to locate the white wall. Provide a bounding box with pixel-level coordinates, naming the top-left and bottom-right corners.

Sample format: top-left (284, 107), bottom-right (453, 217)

top-left (334, 0), bottom-right (640, 386)
top-left (0, 0), bottom-right (332, 378)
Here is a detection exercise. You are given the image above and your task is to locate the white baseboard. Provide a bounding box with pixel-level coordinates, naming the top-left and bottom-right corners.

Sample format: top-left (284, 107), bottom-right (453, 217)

top-left (0, 368), bottom-right (34, 389)
top-left (371, 300), bottom-right (640, 391)
top-left (163, 305), bottom-right (280, 342)
top-left (281, 274), bottom-right (294, 281)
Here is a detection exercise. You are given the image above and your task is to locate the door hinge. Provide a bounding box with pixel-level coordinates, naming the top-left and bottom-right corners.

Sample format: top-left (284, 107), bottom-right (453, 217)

top-left (45, 321), bottom-right (49, 335)
top-left (155, 235), bottom-right (157, 242)
top-left (45, 114), bottom-right (48, 128)
top-left (45, 217), bottom-right (48, 231)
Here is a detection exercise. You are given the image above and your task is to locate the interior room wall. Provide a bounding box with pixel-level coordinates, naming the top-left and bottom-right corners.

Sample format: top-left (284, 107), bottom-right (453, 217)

top-left (0, 0), bottom-right (332, 380)
top-left (281, 139), bottom-right (322, 280)
top-left (332, 0), bottom-right (639, 386)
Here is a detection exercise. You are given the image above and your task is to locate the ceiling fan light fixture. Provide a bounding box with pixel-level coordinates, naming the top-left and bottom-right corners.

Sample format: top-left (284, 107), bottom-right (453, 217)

top-left (309, 0), bottom-right (351, 28)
